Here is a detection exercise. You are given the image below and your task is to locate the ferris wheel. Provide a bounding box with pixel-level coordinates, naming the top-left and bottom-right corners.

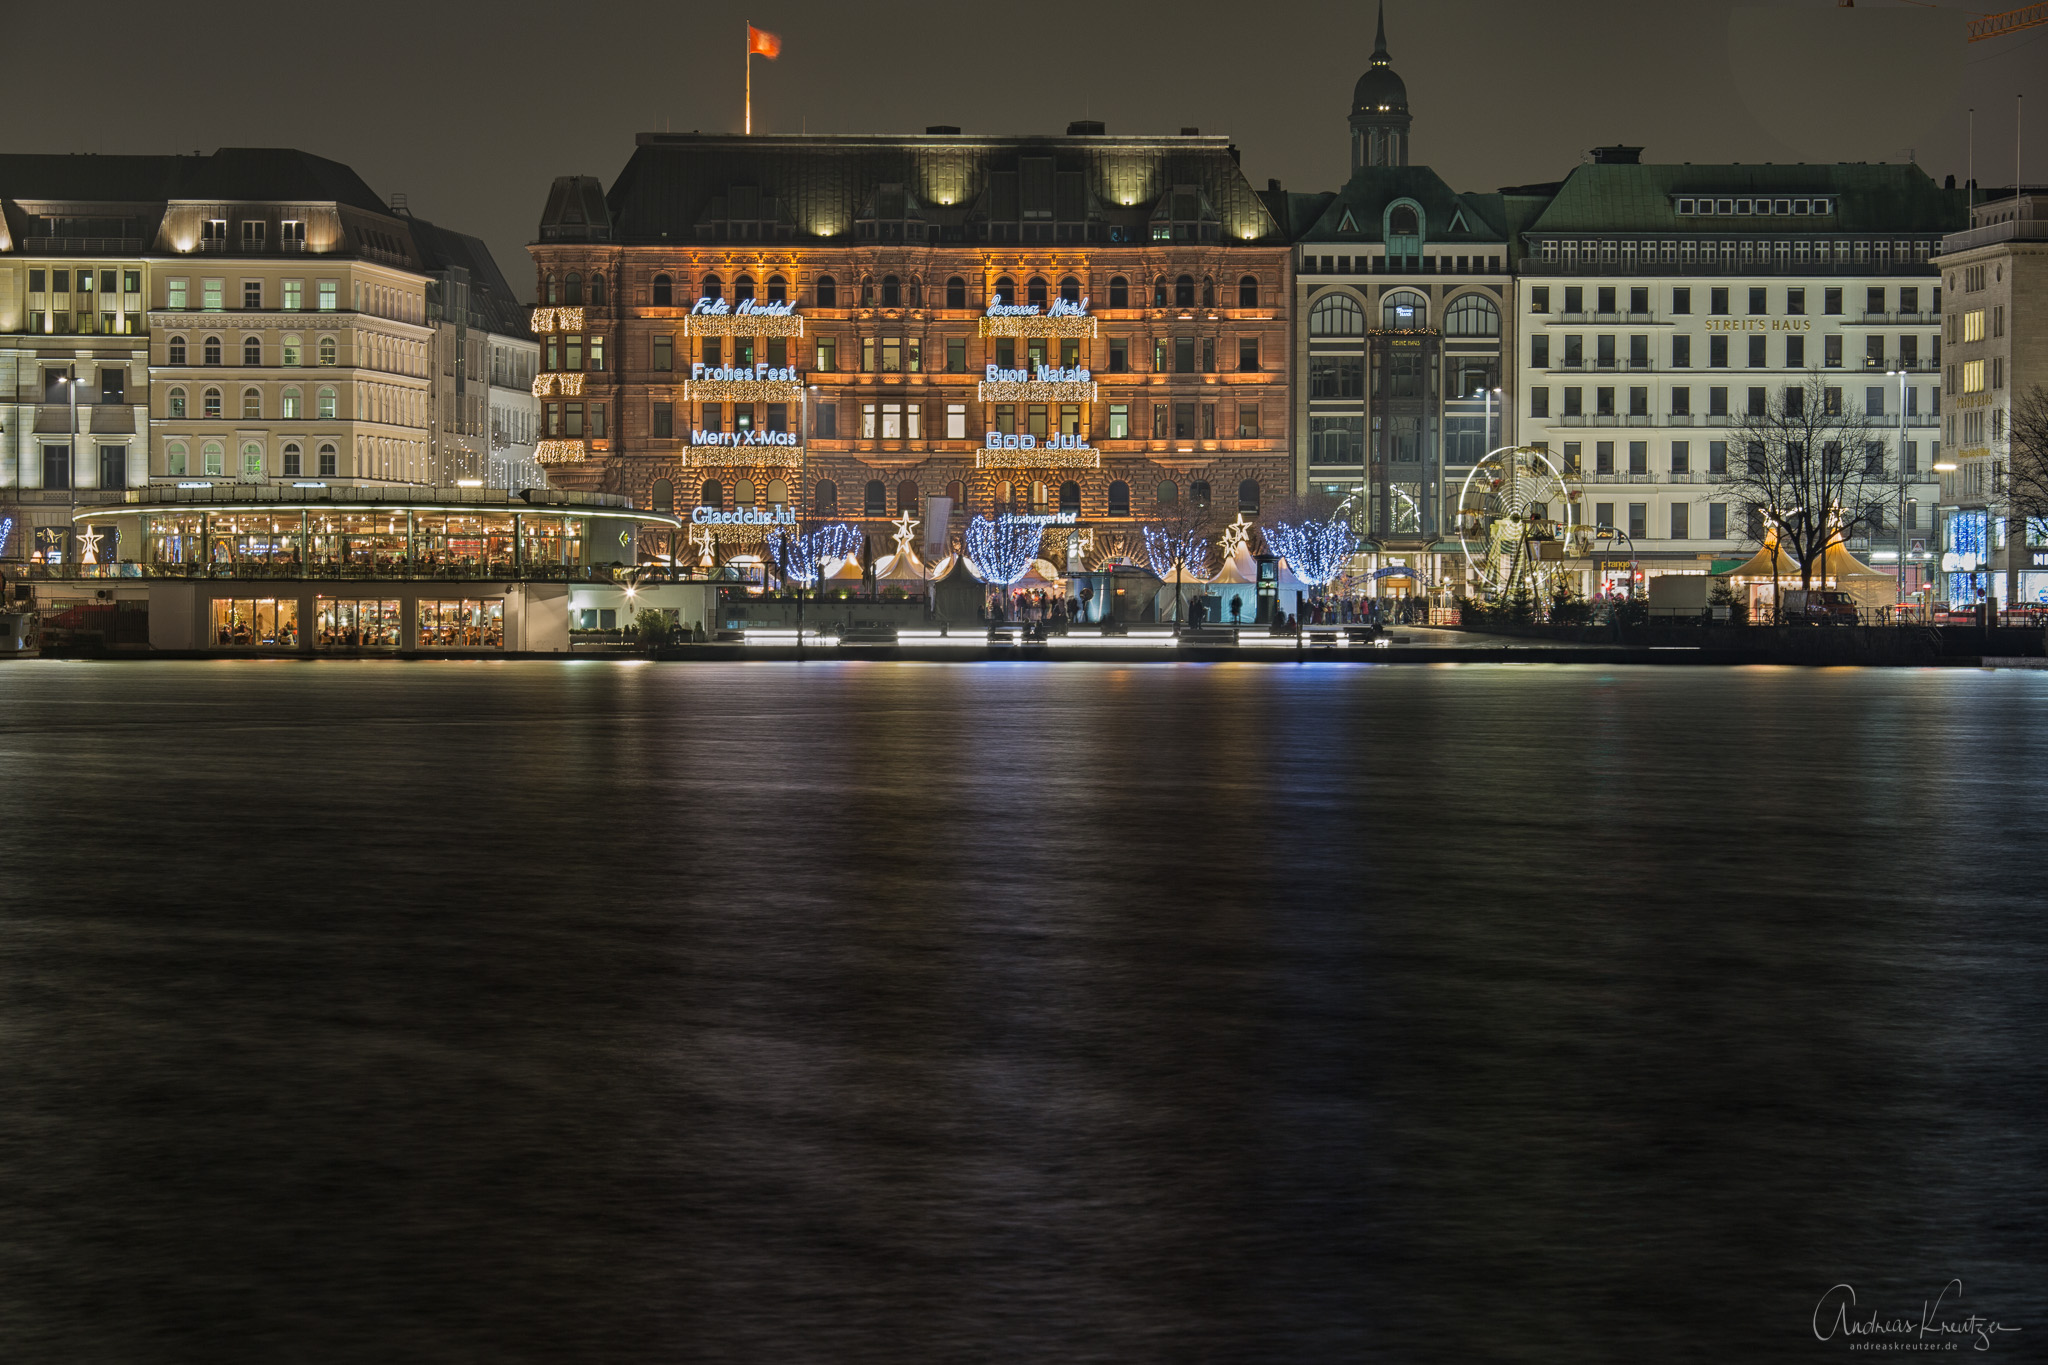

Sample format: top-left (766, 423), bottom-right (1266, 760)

top-left (1455, 445), bottom-right (1586, 597)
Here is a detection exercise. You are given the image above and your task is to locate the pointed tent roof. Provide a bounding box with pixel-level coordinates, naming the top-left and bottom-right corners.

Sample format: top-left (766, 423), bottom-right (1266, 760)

top-left (1719, 529), bottom-right (1801, 581)
top-left (875, 547), bottom-right (930, 580)
top-left (1209, 549), bottom-right (1259, 584)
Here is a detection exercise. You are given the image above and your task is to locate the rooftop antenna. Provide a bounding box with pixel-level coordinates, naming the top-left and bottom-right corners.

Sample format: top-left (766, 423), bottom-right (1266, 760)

top-left (1968, 106), bottom-right (1975, 205)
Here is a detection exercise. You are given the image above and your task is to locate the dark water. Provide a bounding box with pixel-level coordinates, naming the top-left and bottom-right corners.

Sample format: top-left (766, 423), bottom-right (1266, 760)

top-left (0, 660), bottom-right (2043, 1364)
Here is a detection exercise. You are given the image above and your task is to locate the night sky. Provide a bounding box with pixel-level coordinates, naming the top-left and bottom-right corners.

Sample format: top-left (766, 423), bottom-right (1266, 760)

top-left (11, 0), bottom-right (2044, 300)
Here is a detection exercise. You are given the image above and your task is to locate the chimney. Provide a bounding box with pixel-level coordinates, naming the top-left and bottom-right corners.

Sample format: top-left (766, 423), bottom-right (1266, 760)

top-left (1066, 120), bottom-right (1106, 136)
top-left (1180, 126), bottom-right (1201, 136)
top-left (1589, 146), bottom-right (1643, 165)
top-left (925, 125), bottom-right (961, 135)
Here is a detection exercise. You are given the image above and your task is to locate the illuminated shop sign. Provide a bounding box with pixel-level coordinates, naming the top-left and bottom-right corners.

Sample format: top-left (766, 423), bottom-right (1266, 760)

top-left (691, 297), bottom-right (798, 318)
top-left (691, 362), bottom-right (801, 383)
top-left (689, 428), bottom-right (801, 447)
top-left (986, 363), bottom-right (1092, 383)
top-left (985, 294), bottom-right (1091, 319)
top-left (981, 294), bottom-right (1097, 337)
top-left (691, 505), bottom-right (796, 526)
top-left (985, 432), bottom-right (1091, 451)
top-left (1008, 512), bottom-right (1078, 527)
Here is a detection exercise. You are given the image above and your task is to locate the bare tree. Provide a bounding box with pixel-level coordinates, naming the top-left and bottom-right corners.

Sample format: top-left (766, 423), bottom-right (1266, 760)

top-left (1723, 371), bottom-right (1892, 600)
top-left (1143, 491), bottom-right (1222, 625)
top-left (1999, 384), bottom-right (2048, 610)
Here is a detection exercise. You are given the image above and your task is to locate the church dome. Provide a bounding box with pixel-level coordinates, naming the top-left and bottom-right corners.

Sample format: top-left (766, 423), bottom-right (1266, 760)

top-left (1352, 63), bottom-right (1408, 117)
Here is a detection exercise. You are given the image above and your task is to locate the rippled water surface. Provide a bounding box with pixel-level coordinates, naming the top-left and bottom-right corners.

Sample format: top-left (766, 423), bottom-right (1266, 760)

top-left (1, 660), bottom-right (2043, 1363)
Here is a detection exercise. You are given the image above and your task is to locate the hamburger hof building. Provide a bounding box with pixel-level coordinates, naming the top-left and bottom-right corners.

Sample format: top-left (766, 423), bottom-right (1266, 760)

top-left (527, 124), bottom-right (1293, 563)
top-left (1514, 147), bottom-right (1965, 595)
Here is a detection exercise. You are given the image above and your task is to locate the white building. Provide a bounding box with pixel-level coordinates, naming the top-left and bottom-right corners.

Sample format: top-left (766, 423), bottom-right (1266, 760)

top-left (1514, 148), bottom-right (1963, 595)
top-left (404, 214), bottom-right (541, 490)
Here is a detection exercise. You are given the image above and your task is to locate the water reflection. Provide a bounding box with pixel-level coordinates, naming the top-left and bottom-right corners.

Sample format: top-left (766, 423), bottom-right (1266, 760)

top-left (0, 661), bottom-right (2042, 1363)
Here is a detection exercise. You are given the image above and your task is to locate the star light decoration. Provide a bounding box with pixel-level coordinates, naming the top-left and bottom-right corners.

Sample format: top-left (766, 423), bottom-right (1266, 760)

top-left (1218, 513), bottom-right (1254, 561)
top-left (74, 526), bottom-right (104, 564)
top-left (890, 511), bottom-right (920, 559)
top-left (964, 513), bottom-right (1042, 586)
top-left (687, 523), bottom-right (717, 565)
top-left (1265, 516), bottom-right (1355, 587)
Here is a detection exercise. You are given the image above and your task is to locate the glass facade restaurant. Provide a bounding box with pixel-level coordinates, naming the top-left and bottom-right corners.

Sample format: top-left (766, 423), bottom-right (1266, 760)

top-left (211, 598), bottom-right (301, 648)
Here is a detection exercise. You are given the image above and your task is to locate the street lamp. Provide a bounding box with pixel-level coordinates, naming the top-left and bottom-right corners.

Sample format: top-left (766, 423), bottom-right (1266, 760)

top-left (59, 365), bottom-right (79, 566)
top-left (1889, 366), bottom-right (1906, 619)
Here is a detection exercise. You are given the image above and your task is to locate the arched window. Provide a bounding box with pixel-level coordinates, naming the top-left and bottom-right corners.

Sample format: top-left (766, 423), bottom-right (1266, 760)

top-left (1153, 276), bottom-right (1169, 307)
top-left (651, 478), bottom-right (674, 514)
top-left (167, 441), bottom-right (188, 476)
top-left (860, 276), bottom-right (875, 306)
top-left (203, 387), bottom-right (222, 418)
top-left (946, 276), bottom-right (967, 308)
top-left (1059, 276), bottom-right (1080, 304)
top-left (317, 443), bottom-right (337, 477)
top-left (944, 479), bottom-right (963, 503)
top-left (995, 481), bottom-right (1014, 511)
top-left (1238, 275), bottom-right (1259, 307)
top-left (766, 275), bottom-right (786, 303)
top-left (1058, 481), bottom-right (1081, 514)
top-left (898, 479), bottom-right (918, 513)
top-left (317, 386), bottom-right (337, 419)
top-left (1109, 276), bottom-right (1129, 309)
top-left (700, 479), bottom-right (724, 507)
top-left (168, 387), bottom-right (187, 418)
top-left (700, 274), bottom-right (722, 301)
top-left (1201, 277), bottom-right (1216, 307)
top-left (863, 480), bottom-right (887, 516)
top-left (1156, 480), bottom-right (1177, 506)
top-left (564, 273), bottom-right (583, 305)
top-left (734, 478), bottom-right (756, 506)
top-left (1238, 480), bottom-right (1260, 512)
top-left (319, 337), bottom-right (337, 365)
top-left (734, 275), bottom-right (755, 303)
top-left (1443, 293), bottom-right (1501, 336)
top-left (1029, 482), bottom-right (1048, 513)
top-left (589, 273), bottom-right (606, 305)
top-left (242, 442), bottom-right (264, 477)
top-left (994, 275), bottom-right (1016, 305)
top-left (881, 274), bottom-right (901, 307)
top-left (282, 334), bottom-right (302, 366)
top-left (202, 441), bottom-right (224, 475)
top-left (203, 335), bottom-right (222, 365)
top-left (815, 478), bottom-right (838, 514)
top-left (1190, 479), bottom-right (1212, 509)
top-left (815, 275), bottom-right (836, 307)
top-left (282, 442), bottom-right (301, 476)
top-left (1175, 275), bottom-right (1195, 307)
top-left (545, 274), bottom-right (558, 304)
top-left (1382, 289), bottom-right (1428, 330)
top-left (242, 388), bottom-right (261, 419)
top-left (282, 387), bottom-right (301, 419)
top-left (652, 274), bottom-right (673, 306)
top-left (168, 335), bottom-right (187, 365)
top-left (1309, 293), bottom-right (1365, 336)
top-left (242, 336), bottom-right (261, 365)
top-left (1108, 480), bottom-right (1131, 516)
top-left (766, 478), bottom-right (788, 505)
top-left (1389, 204), bottom-right (1419, 236)
top-left (1026, 276), bottom-right (1048, 307)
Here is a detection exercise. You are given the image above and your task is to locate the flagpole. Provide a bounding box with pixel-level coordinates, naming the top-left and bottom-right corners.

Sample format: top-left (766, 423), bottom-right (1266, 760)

top-left (744, 22), bottom-right (752, 135)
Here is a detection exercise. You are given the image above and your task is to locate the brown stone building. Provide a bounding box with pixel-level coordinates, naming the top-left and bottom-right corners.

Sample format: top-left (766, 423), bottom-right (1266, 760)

top-left (527, 125), bottom-right (1292, 562)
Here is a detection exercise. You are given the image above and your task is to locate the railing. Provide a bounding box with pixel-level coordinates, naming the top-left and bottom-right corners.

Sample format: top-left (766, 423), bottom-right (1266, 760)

top-left (20, 237), bottom-right (144, 253)
top-left (1939, 219), bottom-right (2048, 253)
top-left (15, 561), bottom-right (637, 583)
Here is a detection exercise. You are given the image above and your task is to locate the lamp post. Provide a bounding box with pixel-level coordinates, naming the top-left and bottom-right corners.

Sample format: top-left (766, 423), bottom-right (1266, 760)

top-left (797, 383), bottom-right (808, 658)
top-left (1890, 366), bottom-right (1907, 620)
top-left (62, 366), bottom-right (79, 567)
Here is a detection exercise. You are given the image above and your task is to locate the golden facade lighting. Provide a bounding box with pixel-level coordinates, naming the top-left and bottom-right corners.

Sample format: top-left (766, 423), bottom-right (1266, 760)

top-left (976, 447), bottom-right (1100, 470)
top-left (535, 440), bottom-right (587, 464)
top-left (976, 379), bottom-right (1099, 403)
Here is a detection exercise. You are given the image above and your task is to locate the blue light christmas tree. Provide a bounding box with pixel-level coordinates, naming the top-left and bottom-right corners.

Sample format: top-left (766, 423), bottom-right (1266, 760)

top-left (963, 514), bottom-right (1042, 586)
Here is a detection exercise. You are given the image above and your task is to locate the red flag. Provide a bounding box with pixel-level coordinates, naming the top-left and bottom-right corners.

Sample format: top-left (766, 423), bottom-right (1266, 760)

top-left (747, 25), bottom-right (781, 59)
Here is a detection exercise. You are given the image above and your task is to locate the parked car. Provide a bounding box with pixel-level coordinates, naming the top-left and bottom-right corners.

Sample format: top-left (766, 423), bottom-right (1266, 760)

top-left (1783, 589), bottom-right (1858, 625)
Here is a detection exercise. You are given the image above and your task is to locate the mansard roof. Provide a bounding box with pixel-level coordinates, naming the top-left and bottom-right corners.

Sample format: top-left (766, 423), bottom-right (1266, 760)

top-left (0, 148), bottom-right (390, 215)
top-left (1293, 164), bottom-right (1507, 244)
top-left (1524, 161), bottom-right (1967, 235)
top-left (404, 214), bottom-right (533, 337)
top-left (539, 131), bottom-right (1283, 246)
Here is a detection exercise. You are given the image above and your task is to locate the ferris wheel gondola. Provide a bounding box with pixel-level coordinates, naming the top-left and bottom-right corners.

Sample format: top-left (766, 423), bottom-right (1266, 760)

top-left (1454, 445), bottom-right (1588, 599)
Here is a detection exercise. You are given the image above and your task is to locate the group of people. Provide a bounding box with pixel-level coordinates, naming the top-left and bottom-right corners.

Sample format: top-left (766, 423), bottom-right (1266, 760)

top-left (988, 591), bottom-right (1084, 625)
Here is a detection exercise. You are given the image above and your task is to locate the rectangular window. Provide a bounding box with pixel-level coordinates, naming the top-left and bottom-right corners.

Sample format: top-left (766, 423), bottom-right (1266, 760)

top-left (1629, 441), bottom-right (1648, 475)
top-left (1961, 360), bottom-right (1984, 394)
top-left (815, 337), bottom-right (836, 371)
top-left (1530, 335), bottom-right (1550, 368)
top-left (590, 337), bottom-right (605, 372)
top-left (1748, 387), bottom-right (1768, 416)
top-left (318, 281), bottom-right (337, 311)
top-left (651, 402), bottom-right (673, 437)
top-left (243, 280), bottom-right (262, 310)
top-left (1823, 335), bottom-right (1842, 368)
top-left (1595, 501), bottom-right (1614, 530)
top-left (815, 403), bottom-right (838, 438)
top-left (1596, 387), bottom-right (1615, 417)
top-left (1201, 338), bottom-right (1215, 373)
top-left (947, 338), bottom-right (967, 372)
top-left (1629, 286), bottom-right (1649, 315)
top-left (1824, 287), bottom-right (1842, 316)
top-left (1565, 335), bottom-right (1584, 367)
top-left (881, 403), bottom-right (904, 439)
top-left (201, 279), bottom-right (223, 311)
top-left (907, 337), bottom-right (921, 373)
top-left (1564, 287), bottom-right (1582, 313)
top-left (1562, 442), bottom-right (1582, 473)
top-left (418, 600), bottom-right (505, 649)
top-left (1597, 335), bottom-right (1616, 368)
top-left (1563, 387), bottom-right (1582, 417)
top-left (1531, 286), bottom-right (1549, 312)
top-left (1629, 387), bottom-right (1648, 417)
top-left (1671, 441), bottom-right (1690, 474)
top-left (42, 444), bottom-right (72, 490)
top-left (1710, 287), bottom-right (1729, 316)
top-left (995, 404), bottom-right (1015, 435)
top-left (1107, 403), bottom-right (1129, 439)
top-left (1672, 335), bottom-right (1691, 368)
top-left (1238, 336), bottom-right (1259, 372)
top-left (1530, 388), bottom-right (1550, 418)
top-left (1201, 404), bottom-right (1216, 439)
top-left (653, 336), bottom-right (672, 371)
top-left (1748, 335), bottom-right (1767, 368)
top-left (861, 403), bottom-right (878, 439)
top-left (1238, 404), bottom-right (1260, 438)
top-left (566, 335), bottom-right (583, 371)
top-left (1786, 336), bottom-right (1805, 368)
top-left (1709, 503), bottom-right (1727, 538)
top-left (1670, 503), bottom-right (1690, 539)
top-left (1749, 287), bottom-right (1767, 315)
top-left (1629, 335), bottom-right (1648, 367)
top-left (100, 368), bottom-right (125, 404)
top-left (1628, 502), bottom-right (1647, 540)
top-left (1710, 336), bottom-right (1728, 368)
top-left (1596, 441), bottom-right (1615, 475)
top-left (1060, 404), bottom-right (1082, 437)
top-left (283, 280), bottom-right (302, 311)
top-left (946, 403), bottom-right (967, 439)
top-left (1175, 338), bottom-right (1195, 373)
top-left (1673, 287), bottom-right (1691, 315)
top-left (97, 445), bottom-right (127, 489)
top-left (1153, 338), bottom-right (1168, 371)
top-left (1173, 402), bottom-right (1195, 440)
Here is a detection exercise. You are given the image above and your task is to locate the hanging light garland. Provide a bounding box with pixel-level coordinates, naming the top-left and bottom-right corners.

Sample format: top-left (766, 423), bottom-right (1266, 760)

top-left (963, 513), bottom-right (1043, 586)
top-left (534, 440), bottom-right (586, 464)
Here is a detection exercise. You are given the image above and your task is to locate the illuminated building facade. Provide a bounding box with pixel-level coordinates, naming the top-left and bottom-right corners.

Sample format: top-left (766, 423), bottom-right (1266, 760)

top-left (529, 126), bottom-right (1293, 560)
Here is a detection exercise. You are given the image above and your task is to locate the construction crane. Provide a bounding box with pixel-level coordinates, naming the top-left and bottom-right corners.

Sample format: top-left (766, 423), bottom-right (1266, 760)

top-left (1836, 0), bottom-right (2047, 43)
